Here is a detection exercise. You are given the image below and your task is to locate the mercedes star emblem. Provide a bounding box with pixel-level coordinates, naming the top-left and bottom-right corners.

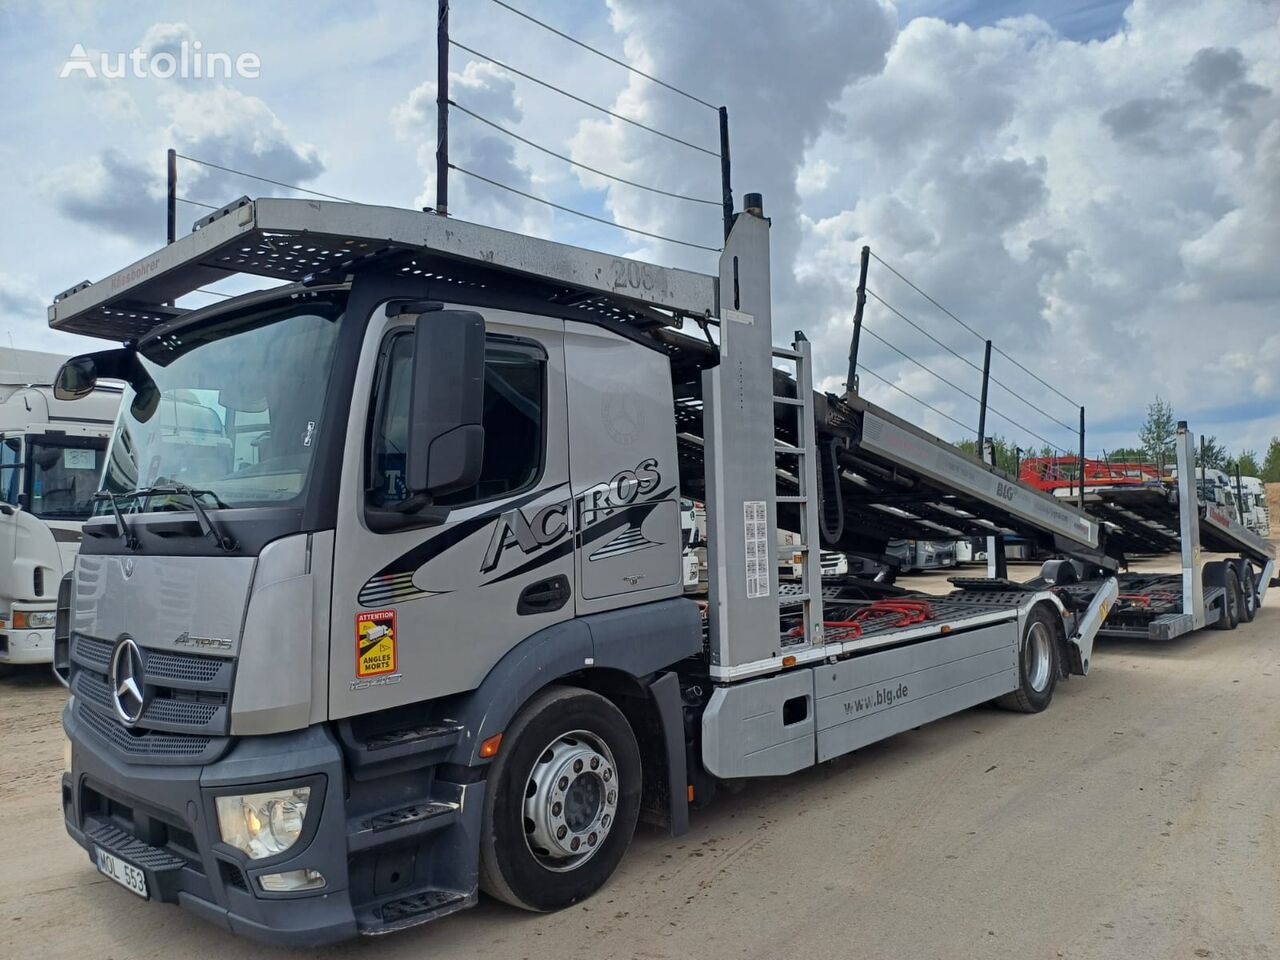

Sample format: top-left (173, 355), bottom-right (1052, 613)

top-left (110, 637), bottom-right (146, 726)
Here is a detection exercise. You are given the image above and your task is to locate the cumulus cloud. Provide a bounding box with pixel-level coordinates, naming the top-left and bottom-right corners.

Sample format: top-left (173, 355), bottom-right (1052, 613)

top-left (393, 60), bottom-right (548, 234)
top-left (161, 86), bottom-right (324, 205)
top-left (42, 22), bottom-right (324, 242)
top-left (788, 0), bottom-right (1280, 449)
top-left (44, 149), bottom-right (163, 243)
top-left (566, 0), bottom-right (897, 273)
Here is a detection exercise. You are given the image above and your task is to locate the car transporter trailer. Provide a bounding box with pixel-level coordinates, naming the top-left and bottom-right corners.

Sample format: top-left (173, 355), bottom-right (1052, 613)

top-left (48, 193), bottom-right (1139, 944)
top-left (1038, 432), bottom-right (1275, 640)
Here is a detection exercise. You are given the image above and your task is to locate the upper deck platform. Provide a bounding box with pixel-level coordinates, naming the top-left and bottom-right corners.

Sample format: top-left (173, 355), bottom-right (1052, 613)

top-left (48, 197), bottom-right (719, 340)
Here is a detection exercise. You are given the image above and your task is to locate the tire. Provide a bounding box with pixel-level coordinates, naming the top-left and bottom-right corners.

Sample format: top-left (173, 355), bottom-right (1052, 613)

top-left (996, 604), bottom-right (1061, 713)
top-left (479, 685), bottom-right (642, 912)
top-left (1213, 568), bottom-right (1241, 630)
top-left (1239, 564), bottom-right (1258, 624)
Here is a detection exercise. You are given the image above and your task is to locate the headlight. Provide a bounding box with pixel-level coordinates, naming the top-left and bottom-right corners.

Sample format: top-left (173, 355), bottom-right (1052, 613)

top-left (215, 787), bottom-right (311, 860)
top-left (14, 611), bottom-right (56, 629)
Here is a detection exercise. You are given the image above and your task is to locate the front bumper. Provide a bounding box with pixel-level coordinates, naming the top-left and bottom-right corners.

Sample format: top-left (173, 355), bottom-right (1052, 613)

top-left (63, 702), bottom-right (485, 946)
top-left (64, 704), bottom-right (357, 947)
top-left (0, 626), bottom-right (53, 664)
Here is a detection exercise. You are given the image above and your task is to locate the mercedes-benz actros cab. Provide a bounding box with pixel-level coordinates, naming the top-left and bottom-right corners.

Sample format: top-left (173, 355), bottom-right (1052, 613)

top-left (49, 196), bottom-right (1123, 946)
top-left (0, 349), bottom-right (118, 670)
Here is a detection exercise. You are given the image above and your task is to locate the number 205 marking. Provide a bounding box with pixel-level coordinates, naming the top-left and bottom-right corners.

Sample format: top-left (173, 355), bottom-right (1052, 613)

top-left (610, 259), bottom-right (661, 293)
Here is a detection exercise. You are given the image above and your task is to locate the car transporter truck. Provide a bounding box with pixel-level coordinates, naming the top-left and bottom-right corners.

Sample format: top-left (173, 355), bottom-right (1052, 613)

top-left (45, 193), bottom-right (1270, 945)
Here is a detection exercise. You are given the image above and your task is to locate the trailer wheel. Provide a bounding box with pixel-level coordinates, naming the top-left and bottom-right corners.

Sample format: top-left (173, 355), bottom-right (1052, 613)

top-left (1239, 564), bottom-right (1258, 623)
top-left (1213, 568), bottom-right (1242, 631)
top-left (479, 685), bottom-right (641, 912)
top-left (996, 605), bottom-right (1060, 713)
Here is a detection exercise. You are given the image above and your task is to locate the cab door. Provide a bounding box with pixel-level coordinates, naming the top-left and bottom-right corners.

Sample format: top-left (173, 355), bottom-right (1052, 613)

top-left (328, 302), bottom-right (572, 719)
top-left (563, 320), bottom-right (682, 616)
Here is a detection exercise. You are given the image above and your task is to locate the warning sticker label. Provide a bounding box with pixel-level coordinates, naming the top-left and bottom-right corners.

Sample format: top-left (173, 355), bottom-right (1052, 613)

top-left (355, 610), bottom-right (397, 677)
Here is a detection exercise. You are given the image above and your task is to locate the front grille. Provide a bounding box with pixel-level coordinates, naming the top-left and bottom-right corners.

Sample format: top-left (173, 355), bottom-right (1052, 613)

top-left (72, 662), bottom-right (229, 734)
top-left (70, 632), bottom-right (235, 764)
top-left (77, 699), bottom-right (217, 760)
top-left (146, 650), bottom-right (225, 685)
top-left (73, 633), bottom-right (112, 672)
top-left (219, 860), bottom-right (248, 891)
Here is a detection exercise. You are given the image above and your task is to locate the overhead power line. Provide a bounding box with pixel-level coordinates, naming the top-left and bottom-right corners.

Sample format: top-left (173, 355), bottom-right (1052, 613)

top-left (175, 153), bottom-right (356, 204)
top-left (450, 100), bottom-right (719, 206)
top-left (861, 323), bottom-right (982, 405)
top-left (485, 0), bottom-right (718, 111)
top-left (175, 196), bottom-right (218, 211)
top-left (861, 320), bottom-right (1068, 454)
top-left (866, 284), bottom-right (1078, 437)
top-left (857, 364), bottom-right (975, 436)
top-left (868, 250), bottom-right (1080, 409)
top-left (451, 164), bottom-right (721, 253)
top-left (450, 40), bottom-right (720, 158)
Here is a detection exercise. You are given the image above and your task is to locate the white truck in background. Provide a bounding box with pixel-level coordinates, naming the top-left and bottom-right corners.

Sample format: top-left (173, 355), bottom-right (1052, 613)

top-left (1239, 476), bottom-right (1270, 536)
top-left (0, 349), bottom-right (118, 671)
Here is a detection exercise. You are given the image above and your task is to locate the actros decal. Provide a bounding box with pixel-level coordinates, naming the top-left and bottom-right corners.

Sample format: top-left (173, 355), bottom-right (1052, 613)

top-left (481, 458), bottom-right (662, 574)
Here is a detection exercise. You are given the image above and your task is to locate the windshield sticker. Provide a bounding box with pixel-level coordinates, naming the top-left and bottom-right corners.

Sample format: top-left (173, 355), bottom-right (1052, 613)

top-left (355, 610), bottom-right (397, 678)
top-left (63, 448), bottom-right (97, 470)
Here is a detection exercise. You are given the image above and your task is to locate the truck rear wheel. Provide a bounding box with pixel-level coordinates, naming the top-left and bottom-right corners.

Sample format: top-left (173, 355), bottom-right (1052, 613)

top-left (996, 605), bottom-right (1060, 714)
top-left (1239, 564), bottom-right (1258, 623)
top-left (479, 685), bottom-right (641, 912)
top-left (1213, 568), bottom-right (1241, 630)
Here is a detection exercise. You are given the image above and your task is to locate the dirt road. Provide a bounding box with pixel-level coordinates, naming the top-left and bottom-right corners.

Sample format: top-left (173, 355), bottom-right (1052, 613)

top-left (3, 567), bottom-right (1278, 960)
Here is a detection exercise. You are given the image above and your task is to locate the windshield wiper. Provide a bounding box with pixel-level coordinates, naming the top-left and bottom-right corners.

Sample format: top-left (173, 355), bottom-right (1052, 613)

top-left (93, 492), bottom-right (140, 550)
top-left (137, 482), bottom-right (239, 552)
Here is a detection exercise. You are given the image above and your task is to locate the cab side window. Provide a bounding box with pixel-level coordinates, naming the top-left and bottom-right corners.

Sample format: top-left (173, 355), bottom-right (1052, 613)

top-left (0, 437), bottom-right (20, 506)
top-left (367, 332), bottom-right (545, 511)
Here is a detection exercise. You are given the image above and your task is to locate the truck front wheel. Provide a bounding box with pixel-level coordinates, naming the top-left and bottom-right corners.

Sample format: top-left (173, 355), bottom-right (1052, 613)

top-left (479, 685), bottom-right (642, 912)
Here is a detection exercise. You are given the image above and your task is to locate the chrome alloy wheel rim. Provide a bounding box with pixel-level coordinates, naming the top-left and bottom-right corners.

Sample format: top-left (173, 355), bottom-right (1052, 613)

top-left (522, 730), bottom-right (619, 872)
top-left (1026, 621), bottom-right (1053, 693)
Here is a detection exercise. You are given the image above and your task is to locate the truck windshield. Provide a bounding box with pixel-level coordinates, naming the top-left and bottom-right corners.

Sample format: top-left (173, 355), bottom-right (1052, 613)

top-left (100, 292), bottom-right (346, 510)
top-left (26, 436), bottom-right (104, 520)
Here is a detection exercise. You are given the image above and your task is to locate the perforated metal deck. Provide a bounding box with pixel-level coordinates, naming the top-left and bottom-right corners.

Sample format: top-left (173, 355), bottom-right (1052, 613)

top-left (49, 197), bottom-right (719, 339)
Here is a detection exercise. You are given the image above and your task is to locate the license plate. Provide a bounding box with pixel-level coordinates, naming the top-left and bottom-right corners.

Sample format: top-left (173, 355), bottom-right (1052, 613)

top-left (95, 847), bottom-right (148, 899)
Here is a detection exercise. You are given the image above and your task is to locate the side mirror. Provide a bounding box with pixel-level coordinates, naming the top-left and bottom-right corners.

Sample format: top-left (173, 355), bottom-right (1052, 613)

top-left (53, 356), bottom-right (99, 400)
top-left (406, 310), bottom-right (486, 499)
top-left (55, 349), bottom-right (160, 422)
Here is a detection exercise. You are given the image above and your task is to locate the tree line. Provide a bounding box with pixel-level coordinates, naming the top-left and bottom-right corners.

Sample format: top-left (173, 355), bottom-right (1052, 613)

top-left (956, 395), bottom-right (1280, 482)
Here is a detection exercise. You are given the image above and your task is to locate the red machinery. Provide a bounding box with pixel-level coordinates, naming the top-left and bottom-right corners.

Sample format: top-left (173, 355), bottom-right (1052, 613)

top-left (1018, 457), bottom-right (1161, 494)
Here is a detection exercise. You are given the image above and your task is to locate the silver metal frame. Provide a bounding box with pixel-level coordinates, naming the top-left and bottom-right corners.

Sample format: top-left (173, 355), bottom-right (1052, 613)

top-left (49, 198), bottom-right (718, 338)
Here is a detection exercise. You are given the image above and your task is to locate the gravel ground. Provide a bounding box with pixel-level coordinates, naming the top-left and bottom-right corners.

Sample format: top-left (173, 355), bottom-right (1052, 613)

top-left (3, 557), bottom-right (1277, 960)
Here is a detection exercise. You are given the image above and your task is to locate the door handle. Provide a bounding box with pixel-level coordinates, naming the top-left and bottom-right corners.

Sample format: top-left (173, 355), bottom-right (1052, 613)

top-left (518, 575), bottom-right (571, 615)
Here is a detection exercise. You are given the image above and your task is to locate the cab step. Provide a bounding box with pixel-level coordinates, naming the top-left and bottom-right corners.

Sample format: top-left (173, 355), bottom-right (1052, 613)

top-left (358, 888), bottom-right (475, 936)
top-left (347, 801), bottom-right (460, 852)
top-left (337, 719), bottom-right (466, 780)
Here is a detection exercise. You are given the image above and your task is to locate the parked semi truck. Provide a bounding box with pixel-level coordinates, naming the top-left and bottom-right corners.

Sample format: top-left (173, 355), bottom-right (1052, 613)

top-left (0, 349), bottom-right (118, 670)
top-left (49, 195), bottom-right (1132, 944)
top-left (1239, 476), bottom-right (1270, 536)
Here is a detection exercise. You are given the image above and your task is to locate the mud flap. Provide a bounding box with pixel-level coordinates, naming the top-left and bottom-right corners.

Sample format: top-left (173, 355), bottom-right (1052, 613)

top-left (1068, 576), bottom-right (1119, 675)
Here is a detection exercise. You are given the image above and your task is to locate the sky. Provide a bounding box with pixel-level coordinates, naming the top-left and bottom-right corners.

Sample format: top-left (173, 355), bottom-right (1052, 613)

top-left (0, 0), bottom-right (1277, 460)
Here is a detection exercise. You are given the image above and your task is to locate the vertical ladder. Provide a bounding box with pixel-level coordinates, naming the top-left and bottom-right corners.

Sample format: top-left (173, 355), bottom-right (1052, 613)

top-left (773, 335), bottom-right (825, 649)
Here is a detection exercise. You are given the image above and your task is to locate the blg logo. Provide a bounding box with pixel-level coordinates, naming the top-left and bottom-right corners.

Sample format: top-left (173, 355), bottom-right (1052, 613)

top-left (59, 41), bottom-right (261, 80)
